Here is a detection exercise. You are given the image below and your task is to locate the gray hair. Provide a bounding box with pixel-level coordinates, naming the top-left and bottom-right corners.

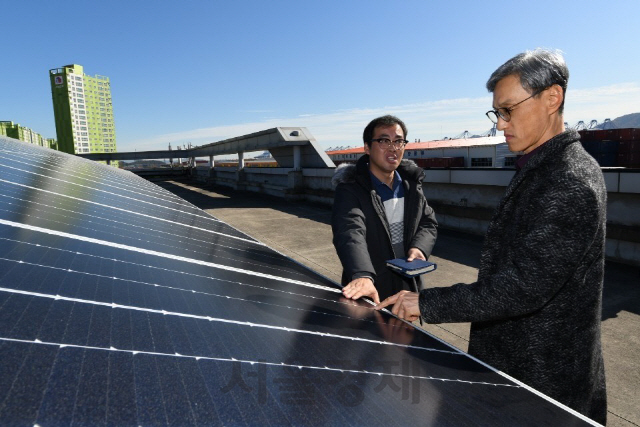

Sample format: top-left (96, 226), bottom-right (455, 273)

top-left (486, 48), bottom-right (569, 113)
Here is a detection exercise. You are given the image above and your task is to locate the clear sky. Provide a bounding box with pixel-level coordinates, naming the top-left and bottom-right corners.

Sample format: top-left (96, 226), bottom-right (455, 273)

top-left (2, 0), bottom-right (639, 153)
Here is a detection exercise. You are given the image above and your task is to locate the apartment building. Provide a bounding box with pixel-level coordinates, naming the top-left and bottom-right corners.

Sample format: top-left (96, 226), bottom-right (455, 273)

top-left (49, 64), bottom-right (117, 155)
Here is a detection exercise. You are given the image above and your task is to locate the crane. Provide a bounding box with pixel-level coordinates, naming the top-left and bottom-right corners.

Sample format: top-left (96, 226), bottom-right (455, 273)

top-left (573, 121), bottom-right (588, 130)
top-left (452, 130), bottom-right (470, 140)
top-left (478, 125), bottom-right (497, 137)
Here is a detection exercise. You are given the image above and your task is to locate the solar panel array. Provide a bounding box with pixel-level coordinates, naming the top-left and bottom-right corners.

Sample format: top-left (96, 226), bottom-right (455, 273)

top-left (0, 136), bottom-right (597, 425)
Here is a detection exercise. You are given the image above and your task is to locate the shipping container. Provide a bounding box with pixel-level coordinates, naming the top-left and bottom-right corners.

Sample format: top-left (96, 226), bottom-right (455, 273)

top-left (619, 140), bottom-right (640, 153)
top-left (617, 152), bottom-right (640, 167)
top-left (581, 140), bottom-right (597, 153)
top-left (582, 140), bottom-right (619, 158)
top-left (443, 157), bottom-right (465, 167)
top-left (601, 140), bottom-right (619, 153)
top-left (593, 130), bottom-right (608, 140)
top-left (594, 152), bottom-right (617, 167)
top-left (415, 157), bottom-right (465, 168)
top-left (605, 129), bottom-right (621, 141)
top-left (618, 128), bottom-right (640, 141)
top-left (578, 130), bottom-right (597, 142)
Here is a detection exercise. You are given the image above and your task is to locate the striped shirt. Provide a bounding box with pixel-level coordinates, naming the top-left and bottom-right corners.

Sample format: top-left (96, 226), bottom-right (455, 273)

top-left (370, 171), bottom-right (405, 258)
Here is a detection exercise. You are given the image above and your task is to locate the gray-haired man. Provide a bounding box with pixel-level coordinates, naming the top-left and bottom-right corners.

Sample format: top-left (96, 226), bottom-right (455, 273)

top-left (377, 49), bottom-right (607, 424)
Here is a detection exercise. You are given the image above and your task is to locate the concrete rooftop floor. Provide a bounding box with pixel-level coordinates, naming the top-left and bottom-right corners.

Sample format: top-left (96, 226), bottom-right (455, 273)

top-left (158, 178), bottom-right (639, 427)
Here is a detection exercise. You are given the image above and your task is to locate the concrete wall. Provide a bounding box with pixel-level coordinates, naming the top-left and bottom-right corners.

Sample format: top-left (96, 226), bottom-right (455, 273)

top-left (191, 166), bottom-right (335, 203)
top-left (422, 168), bottom-right (640, 266)
top-left (186, 165), bottom-right (640, 266)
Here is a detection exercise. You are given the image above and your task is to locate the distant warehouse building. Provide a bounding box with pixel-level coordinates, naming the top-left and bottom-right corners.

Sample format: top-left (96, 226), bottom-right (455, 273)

top-left (327, 136), bottom-right (518, 168)
top-left (328, 129), bottom-right (640, 169)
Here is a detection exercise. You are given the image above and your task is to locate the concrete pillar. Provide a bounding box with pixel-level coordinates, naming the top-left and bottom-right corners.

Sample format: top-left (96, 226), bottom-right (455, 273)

top-left (208, 155), bottom-right (216, 184)
top-left (235, 152), bottom-right (246, 190)
top-left (293, 145), bottom-right (301, 171)
top-left (286, 170), bottom-right (304, 201)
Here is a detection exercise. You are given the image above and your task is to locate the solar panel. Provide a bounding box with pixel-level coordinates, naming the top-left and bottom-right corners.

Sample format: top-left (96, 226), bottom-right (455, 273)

top-left (0, 136), bottom-right (598, 425)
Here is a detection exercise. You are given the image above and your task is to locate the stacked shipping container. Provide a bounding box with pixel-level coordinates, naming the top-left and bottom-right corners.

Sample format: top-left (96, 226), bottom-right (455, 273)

top-left (578, 128), bottom-right (640, 168)
top-left (413, 157), bottom-right (465, 168)
top-left (618, 129), bottom-right (640, 168)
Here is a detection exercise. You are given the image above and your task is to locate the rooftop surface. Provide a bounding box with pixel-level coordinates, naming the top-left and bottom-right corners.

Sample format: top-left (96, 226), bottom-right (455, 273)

top-left (158, 178), bottom-right (639, 427)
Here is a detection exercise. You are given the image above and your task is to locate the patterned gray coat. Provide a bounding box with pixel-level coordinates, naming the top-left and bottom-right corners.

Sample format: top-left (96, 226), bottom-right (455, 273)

top-left (419, 130), bottom-right (607, 424)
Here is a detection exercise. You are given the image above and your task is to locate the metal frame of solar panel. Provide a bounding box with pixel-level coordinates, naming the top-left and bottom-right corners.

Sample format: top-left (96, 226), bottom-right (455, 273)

top-left (0, 136), bottom-right (599, 426)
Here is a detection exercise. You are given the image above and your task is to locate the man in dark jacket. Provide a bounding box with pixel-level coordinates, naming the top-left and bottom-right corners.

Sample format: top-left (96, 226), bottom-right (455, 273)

top-left (331, 115), bottom-right (438, 303)
top-left (377, 50), bottom-right (607, 424)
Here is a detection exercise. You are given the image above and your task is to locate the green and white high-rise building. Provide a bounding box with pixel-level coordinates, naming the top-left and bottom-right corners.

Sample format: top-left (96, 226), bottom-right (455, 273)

top-left (49, 64), bottom-right (117, 155)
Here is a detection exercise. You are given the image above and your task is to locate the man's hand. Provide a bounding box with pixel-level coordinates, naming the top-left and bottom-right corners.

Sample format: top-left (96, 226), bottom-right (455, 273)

top-left (406, 247), bottom-right (426, 262)
top-left (342, 277), bottom-right (380, 304)
top-left (376, 290), bottom-right (421, 322)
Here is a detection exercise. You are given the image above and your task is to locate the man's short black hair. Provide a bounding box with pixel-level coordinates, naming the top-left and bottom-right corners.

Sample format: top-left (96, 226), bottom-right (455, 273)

top-left (363, 115), bottom-right (408, 146)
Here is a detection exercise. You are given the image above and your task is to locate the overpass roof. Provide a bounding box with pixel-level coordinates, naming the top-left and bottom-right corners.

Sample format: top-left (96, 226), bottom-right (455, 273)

top-left (78, 127), bottom-right (335, 168)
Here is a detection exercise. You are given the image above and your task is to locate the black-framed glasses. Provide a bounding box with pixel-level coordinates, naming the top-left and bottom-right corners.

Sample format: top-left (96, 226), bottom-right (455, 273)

top-left (486, 89), bottom-right (545, 124)
top-left (371, 138), bottom-right (408, 149)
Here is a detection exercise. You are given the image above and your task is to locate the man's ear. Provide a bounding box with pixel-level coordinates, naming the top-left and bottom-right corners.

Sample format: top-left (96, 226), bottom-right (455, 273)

top-left (546, 84), bottom-right (564, 115)
top-left (364, 143), bottom-right (371, 155)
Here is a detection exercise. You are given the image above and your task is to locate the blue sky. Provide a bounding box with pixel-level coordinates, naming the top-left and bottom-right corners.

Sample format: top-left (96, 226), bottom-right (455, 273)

top-left (2, 0), bottom-right (639, 153)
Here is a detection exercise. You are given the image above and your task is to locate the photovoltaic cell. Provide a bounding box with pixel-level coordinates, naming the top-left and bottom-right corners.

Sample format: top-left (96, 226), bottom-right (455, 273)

top-left (0, 136), bottom-right (598, 425)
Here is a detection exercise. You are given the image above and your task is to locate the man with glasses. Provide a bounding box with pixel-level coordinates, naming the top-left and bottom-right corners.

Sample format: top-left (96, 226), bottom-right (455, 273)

top-left (331, 115), bottom-right (438, 304)
top-left (377, 49), bottom-right (607, 424)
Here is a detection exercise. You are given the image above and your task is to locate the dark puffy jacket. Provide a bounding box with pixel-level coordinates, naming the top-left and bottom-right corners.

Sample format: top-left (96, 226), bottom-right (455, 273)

top-left (331, 155), bottom-right (438, 300)
top-left (418, 131), bottom-right (607, 424)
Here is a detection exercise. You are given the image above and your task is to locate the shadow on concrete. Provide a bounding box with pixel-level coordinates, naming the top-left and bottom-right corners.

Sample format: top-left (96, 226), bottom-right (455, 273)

top-left (430, 228), bottom-right (484, 270)
top-left (157, 179), bottom-right (333, 226)
top-left (601, 261), bottom-right (640, 320)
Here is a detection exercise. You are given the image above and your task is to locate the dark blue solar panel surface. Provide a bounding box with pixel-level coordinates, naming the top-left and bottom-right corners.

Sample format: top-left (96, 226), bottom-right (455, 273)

top-left (0, 136), bottom-right (597, 425)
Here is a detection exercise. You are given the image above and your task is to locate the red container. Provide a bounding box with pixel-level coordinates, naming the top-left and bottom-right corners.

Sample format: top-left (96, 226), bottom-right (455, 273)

top-left (618, 129), bottom-right (632, 140)
top-left (449, 157), bottom-right (465, 167)
top-left (620, 140), bottom-right (640, 153)
top-left (420, 157), bottom-right (466, 168)
top-left (420, 158), bottom-right (439, 168)
top-left (415, 159), bottom-right (430, 168)
top-left (605, 129), bottom-right (620, 141)
top-left (618, 128), bottom-right (640, 141)
top-left (618, 152), bottom-right (640, 167)
top-left (592, 130), bottom-right (608, 141)
top-left (579, 130), bottom-right (595, 142)
top-left (618, 141), bottom-right (631, 154)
